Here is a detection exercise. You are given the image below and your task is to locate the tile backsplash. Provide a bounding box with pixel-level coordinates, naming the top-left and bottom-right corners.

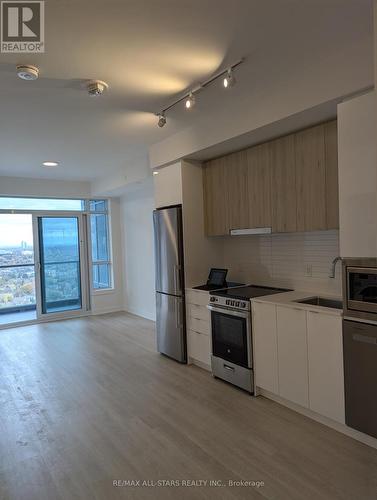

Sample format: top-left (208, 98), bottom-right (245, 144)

top-left (222, 230), bottom-right (342, 296)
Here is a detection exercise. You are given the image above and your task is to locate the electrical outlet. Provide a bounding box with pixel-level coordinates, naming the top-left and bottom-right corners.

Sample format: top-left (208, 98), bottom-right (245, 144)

top-left (304, 264), bottom-right (312, 277)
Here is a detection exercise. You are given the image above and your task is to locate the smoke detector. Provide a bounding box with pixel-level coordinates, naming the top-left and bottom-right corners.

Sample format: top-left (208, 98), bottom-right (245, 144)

top-left (16, 64), bottom-right (39, 81)
top-left (86, 80), bottom-right (109, 96)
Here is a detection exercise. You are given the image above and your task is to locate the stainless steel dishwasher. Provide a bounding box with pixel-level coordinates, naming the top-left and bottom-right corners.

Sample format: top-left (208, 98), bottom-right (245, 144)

top-left (343, 319), bottom-right (377, 439)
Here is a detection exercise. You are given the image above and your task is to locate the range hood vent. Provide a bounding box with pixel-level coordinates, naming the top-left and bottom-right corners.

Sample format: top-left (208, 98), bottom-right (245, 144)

top-left (230, 227), bottom-right (272, 236)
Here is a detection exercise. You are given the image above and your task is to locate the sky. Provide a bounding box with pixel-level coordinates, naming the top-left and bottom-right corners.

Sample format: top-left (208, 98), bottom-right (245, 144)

top-left (0, 214), bottom-right (33, 247)
top-left (0, 198), bottom-right (83, 248)
top-left (0, 198), bottom-right (83, 211)
top-left (0, 215), bottom-right (80, 248)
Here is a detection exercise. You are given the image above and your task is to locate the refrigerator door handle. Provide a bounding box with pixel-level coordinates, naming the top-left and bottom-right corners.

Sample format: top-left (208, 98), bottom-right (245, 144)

top-left (174, 264), bottom-right (181, 294)
top-left (175, 299), bottom-right (181, 328)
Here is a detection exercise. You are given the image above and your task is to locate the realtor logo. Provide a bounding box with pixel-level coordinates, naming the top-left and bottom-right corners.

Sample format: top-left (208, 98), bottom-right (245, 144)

top-left (1, 1), bottom-right (44, 52)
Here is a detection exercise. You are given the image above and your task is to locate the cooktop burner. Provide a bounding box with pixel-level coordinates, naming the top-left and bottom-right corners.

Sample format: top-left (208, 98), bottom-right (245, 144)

top-left (209, 284), bottom-right (292, 300)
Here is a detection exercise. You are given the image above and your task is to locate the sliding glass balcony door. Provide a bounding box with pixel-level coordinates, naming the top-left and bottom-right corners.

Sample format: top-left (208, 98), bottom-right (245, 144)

top-left (0, 214), bottom-right (37, 323)
top-left (35, 215), bottom-right (88, 317)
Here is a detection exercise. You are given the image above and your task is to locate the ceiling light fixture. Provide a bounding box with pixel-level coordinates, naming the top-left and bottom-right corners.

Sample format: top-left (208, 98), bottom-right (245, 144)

top-left (223, 68), bottom-right (235, 89)
top-left (153, 171), bottom-right (159, 175)
top-left (185, 92), bottom-right (195, 110)
top-left (157, 112), bottom-right (166, 128)
top-left (42, 161), bottom-right (59, 167)
top-left (16, 64), bottom-right (39, 81)
top-left (155, 57), bottom-right (244, 127)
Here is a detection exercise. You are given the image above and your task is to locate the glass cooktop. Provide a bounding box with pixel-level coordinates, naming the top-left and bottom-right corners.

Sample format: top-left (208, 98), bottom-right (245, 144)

top-left (210, 284), bottom-right (292, 300)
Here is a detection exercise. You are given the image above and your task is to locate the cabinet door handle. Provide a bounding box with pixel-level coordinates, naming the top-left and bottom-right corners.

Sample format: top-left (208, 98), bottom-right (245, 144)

top-left (352, 333), bottom-right (377, 345)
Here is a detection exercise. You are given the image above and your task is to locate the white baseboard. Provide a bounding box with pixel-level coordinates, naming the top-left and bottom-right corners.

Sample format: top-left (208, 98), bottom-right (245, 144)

top-left (123, 305), bottom-right (156, 322)
top-left (91, 307), bottom-right (125, 316)
top-left (188, 357), bottom-right (211, 372)
top-left (259, 388), bottom-right (377, 450)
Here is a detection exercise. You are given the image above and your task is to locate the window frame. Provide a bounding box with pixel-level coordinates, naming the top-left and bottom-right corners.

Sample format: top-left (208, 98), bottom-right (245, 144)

top-left (86, 200), bottom-right (114, 293)
top-left (0, 196), bottom-right (114, 295)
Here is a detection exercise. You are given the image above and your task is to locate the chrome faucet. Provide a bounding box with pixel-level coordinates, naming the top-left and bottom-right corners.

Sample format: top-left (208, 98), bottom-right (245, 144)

top-left (329, 256), bottom-right (342, 278)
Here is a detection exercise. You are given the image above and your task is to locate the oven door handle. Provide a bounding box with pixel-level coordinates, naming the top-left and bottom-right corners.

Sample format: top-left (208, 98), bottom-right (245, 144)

top-left (207, 304), bottom-right (250, 319)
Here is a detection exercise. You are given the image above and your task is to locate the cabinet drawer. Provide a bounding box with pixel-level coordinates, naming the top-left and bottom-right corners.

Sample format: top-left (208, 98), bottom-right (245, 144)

top-left (187, 330), bottom-right (211, 366)
top-left (187, 316), bottom-right (210, 336)
top-left (187, 303), bottom-right (210, 321)
top-left (186, 290), bottom-right (209, 307)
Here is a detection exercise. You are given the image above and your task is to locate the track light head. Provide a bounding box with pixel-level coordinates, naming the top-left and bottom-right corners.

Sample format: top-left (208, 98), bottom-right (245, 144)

top-left (157, 112), bottom-right (166, 128)
top-left (185, 92), bottom-right (195, 109)
top-left (223, 69), bottom-right (235, 89)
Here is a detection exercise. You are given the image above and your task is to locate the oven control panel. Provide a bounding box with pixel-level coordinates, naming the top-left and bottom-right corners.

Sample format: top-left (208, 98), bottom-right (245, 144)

top-left (209, 295), bottom-right (250, 311)
top-left (225, 299), bottom-right (247, 308)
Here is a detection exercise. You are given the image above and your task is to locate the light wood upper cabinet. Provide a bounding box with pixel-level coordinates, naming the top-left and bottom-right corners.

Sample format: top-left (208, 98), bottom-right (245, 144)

top-left (202, 120), bottom-right (339, 236)
top-left (224, 150), bottom-right (249, 231)
top-left (324, 120), bottom-right (339, 229)
top-left (203, 158), bottom-right (229, 236)
top-left (295, 124), bottom-right (327, 232)
top-left (247, 143), bottom-right (272, 228)
top-left (270, 134), bottom-right (297, 232)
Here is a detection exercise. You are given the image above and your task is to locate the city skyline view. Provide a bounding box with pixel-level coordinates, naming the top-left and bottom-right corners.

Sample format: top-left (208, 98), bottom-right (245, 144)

top-left (0, 214), bottom-right (34, 247)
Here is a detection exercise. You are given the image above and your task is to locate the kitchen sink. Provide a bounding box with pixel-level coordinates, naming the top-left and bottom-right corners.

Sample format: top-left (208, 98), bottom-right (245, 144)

top-left (295, 297), bottom-right (343, 310)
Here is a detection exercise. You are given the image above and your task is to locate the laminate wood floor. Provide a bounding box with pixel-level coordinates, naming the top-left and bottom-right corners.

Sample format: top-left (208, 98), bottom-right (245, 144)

top-left (0, 312), bottom-right (376, 500)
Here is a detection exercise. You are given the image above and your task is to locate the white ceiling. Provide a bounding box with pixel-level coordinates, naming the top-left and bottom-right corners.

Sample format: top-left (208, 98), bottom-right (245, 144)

top-left (0, 0), bottom-right (373, 181)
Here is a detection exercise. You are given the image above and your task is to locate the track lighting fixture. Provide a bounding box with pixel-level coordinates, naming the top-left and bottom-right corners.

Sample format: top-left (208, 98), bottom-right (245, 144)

top-left (185, 92), bottom-right (195, 109)
top-left (155, 57), bottom-right (244, 127)
top-left (157, 112), bottom-right (166, 127)
top-left (223, 68), bottom-right (235, 89)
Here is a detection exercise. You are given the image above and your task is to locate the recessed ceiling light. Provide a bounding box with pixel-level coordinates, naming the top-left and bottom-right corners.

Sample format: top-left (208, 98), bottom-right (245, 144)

top-left (153, 171), bottom-right (159, 175)
top-left (42, 161), bottom-right (59, 167)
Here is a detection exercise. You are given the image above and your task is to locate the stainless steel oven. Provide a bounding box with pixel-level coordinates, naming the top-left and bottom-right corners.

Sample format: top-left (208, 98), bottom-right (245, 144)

top-left (207, 284), bottom-right (291, 393)
top-left (208, 304), bottom-right (252, 368)
top-left (207, 298), bottom-right (253, 393)
top-left (343, 258), bottom-right (377, 322)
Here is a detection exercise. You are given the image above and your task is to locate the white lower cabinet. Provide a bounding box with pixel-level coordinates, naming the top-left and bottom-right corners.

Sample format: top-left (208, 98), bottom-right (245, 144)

top-left (186, 289), bottom-right (211, 369)
top-left (187, 330), bottom-right (211, 366)
top-left (252, 300), bottom-right (344, 424)
top-left (276, 306), bottom-right (309, 408)
top-left (253, 302), bottom-right (279, 393)
top-left (307, 311), bottom-right (345, 423)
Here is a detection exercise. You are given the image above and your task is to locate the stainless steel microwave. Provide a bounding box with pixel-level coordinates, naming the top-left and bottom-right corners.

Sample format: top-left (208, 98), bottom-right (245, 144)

top-left (343, 258), bottom-right (377, 321)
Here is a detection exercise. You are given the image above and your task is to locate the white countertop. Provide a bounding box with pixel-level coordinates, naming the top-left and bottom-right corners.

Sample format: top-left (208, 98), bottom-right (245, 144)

top-left (251, 290), bottom-right (343, 316)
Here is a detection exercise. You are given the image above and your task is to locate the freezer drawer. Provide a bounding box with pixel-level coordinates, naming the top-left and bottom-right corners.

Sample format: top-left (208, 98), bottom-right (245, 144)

top-left (156, 293), bottom-right (186, 363)
top-left (343, 319), bottom-right (377, 438)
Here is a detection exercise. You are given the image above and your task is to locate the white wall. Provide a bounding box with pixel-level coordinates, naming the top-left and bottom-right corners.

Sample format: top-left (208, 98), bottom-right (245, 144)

top-left (181, 160), bottom-right (224, 287)
top-left (221, 230), bottom-right (342, 296)
top-left (0, 175), bottom-right (91, 199)
top-left (121, 178), bottom-right (156, 320)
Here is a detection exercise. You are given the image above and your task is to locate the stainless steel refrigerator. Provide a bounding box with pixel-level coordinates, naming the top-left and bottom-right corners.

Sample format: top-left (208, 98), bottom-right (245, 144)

top-left (153, 205), bottom-right (186, 363)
